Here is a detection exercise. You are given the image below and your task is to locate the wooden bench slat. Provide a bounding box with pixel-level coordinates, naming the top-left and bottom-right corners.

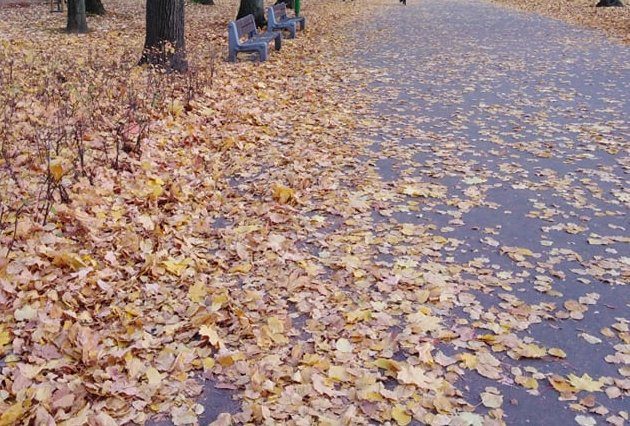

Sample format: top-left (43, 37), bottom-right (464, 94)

top-left (235, 15), bottom-right (257, 38)
top-left (272, 3), bottom-right (287, 20)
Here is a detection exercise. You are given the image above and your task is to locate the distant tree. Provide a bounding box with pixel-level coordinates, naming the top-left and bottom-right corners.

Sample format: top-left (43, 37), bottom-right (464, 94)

top-left (140, 0), bottom-right (188, 72)
top-left (237, 0), bottom-right (266, 27)
top-left (86, 0), bottom-right (106, 15)
top-left (596, 0), bottom-right (623, 5)
top-left (67, 0), bottom-right (88, 33)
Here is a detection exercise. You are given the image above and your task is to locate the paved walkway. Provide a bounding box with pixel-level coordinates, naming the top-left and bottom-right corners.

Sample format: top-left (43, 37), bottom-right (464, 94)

top-left (357, 0), bottom-right (629, 424)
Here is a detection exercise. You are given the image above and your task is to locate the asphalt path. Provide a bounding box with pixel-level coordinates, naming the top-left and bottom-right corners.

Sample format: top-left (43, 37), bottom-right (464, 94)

top-left (356, 0), bottom-right (629, 424)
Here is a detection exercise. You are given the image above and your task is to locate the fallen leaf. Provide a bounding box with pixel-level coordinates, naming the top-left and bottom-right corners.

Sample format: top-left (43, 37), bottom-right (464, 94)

top-left (575, 415), bottom-right (596, 426)
top-left (567, 374), bottom-right (604, 392)
top-left (49, 158), bottom-right (64, 182)
top-left (335, 338), bottom-right (353, 353)
top-left (272, 184), bottom-right (295, 204)
top-left (146, 367), bottom-right (164, 386)
top-left (188, 282), bottom-right (207, 304)
top-left (391, 404), bottom-right (411, 426)
top-left (0, 401), bottom-right (25, 426)
top-left (200, 325), bottom-right (221, 347)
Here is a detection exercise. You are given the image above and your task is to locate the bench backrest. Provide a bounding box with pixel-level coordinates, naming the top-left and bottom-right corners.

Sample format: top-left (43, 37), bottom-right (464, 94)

top-left (271, 3), bottom-right (288, 21)
top-left (234, 14), bottom-right (257, 39)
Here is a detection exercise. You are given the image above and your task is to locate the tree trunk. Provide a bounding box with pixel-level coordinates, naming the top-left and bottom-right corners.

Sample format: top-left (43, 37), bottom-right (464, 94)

top-left (140, 0), bottom-right (188, 73)
top-left (67, 0), bottom-right (88, 33)
top-left (596, 0), bottom-right (623, 6)
top-left (86, 0), bottom-right (106, 15)
top-left (237, 0), bottom-right (266, 28)
top-left (275, 0), bottom-right (294, 10)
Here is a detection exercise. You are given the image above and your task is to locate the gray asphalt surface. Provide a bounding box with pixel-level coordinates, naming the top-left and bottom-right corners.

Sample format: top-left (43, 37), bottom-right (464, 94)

top-left (356, 0), bottom-right (629, 424)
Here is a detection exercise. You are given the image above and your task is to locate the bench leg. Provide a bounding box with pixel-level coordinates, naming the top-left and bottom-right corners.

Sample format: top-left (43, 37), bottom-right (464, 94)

top-left (289, 23), bottom-right (296, 39)
top-left (274, 34), bottom-right (281, 51)
top-left (300, 19), bottom-right (305, 31)
top-left (228, 48), bottom-right (237, 63)
top-left (259, 45), bottom-right (268, 62)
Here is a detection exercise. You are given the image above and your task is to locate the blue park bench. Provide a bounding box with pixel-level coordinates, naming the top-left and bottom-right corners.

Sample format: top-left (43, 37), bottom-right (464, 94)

top-left (267, 3), bottom-right (306, 39)
top-left (228, 14), bottom-right (282, 62)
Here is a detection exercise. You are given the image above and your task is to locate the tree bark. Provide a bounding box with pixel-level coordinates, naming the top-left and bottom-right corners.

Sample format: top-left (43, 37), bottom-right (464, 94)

top-left (596, 0), bottom-right (623, 6)
top-left (86, 0), bottom-right (106, 15)
top-left (140, 0), bottom-right (188, 73)
top-left (274, 0), bottom-right (294, 10)
top-left (67, 0), bottom-right (88, 33)
top-left (237, 0), bottom-right (266, 28)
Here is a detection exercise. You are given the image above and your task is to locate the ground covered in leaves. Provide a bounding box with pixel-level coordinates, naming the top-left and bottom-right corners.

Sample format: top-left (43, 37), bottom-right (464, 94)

top-left (1, 0), bottom-right (629, 425)
top-left (490, 0), bottom-right (630, 44)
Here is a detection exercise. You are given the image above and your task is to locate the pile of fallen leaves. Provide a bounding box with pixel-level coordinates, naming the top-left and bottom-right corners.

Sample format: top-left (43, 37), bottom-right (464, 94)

top-left (0, 0), bottom-right (387, 423)
top-left (490, 0), bottom-right (630, 44)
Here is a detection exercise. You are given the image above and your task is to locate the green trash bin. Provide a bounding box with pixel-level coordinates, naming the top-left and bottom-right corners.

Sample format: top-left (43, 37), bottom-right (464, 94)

top-left (294, 0), bottom-right (301, 16)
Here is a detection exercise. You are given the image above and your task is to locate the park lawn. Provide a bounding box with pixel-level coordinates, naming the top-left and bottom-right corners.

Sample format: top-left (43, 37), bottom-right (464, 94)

top-left (0, 0), bottom-right (379, 423)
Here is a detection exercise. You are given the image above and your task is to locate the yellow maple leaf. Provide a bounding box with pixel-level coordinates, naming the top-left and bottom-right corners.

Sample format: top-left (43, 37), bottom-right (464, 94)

top-left (346, 309), bottom-right (372, 323)
top-left (515, 375), bottom-right (538, 390)
top-left (267, 316), bottom-right (284, 334)
top-left (302, 354), bottom-right (330, 369)
top-left (391, 405), bottom-right (411, 426)
top-left (515, 247), bottom-right (534, 257)
top-left (145, 367), bottom-right (164, 386)
top-left (0, 326), bottom-right (10, 347)
top-left (0, 401), bottom-right (25, 426)
top-left (272, 184), bottom-right (295, 204)
top-left (517, 343), bottom-right (547, 358)
top-left (328, 365), bottom-right (348, 382)
top-left (52, 252), bottom-right (87, 271)
top-left (397, 364), bottom-right (430, 388)
top-left (146, 177), bottom-right (164, 199)
top-left (549, 375), bottom-right (576, 394)
top-left (49, 159), bottom-right (64, 182)
top-left (548, 348), bottom-right (567, 358)
top-left (211, 293), bottom-right (229, 311)
top-left (200, 325), bottom-right (221, 347)
top-left (401, 183), bottom-right (445, 198)
top-left (217, 354), bottom-right (236, 367)
top-left (162, 258), bottom-right (190, 276)
top-left (458, 353), bottom-right (478, 369)
top-left (202, 357), bottom-right (215, 371)
top-left (567, 374), bottom-right (604, 392)
top-left (374, 358), bottom-right (401, 374)
top-left (188, 282), bottom-right (207, 304)
top-left (229, 263), bottom-right (252, 274)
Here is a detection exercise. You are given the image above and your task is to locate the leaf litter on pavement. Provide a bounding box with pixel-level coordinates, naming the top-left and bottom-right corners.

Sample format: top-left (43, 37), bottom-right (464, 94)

top-left (0, 0), bottom-right (628, 425)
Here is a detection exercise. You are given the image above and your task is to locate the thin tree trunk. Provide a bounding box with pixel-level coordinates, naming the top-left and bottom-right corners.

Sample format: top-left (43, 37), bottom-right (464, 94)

top-left (67, 0), bottom-right (88, 33)
top-left (86, 0), bottom-right (106, 15)
top-left (237, 0), bottom-right (266, 28)
top-left (140, 0), bottom-right (188, 73)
